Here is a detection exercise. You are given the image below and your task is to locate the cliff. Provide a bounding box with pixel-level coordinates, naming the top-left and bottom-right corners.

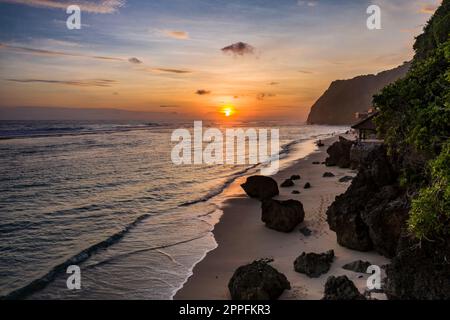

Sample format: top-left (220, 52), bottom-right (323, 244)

top-left (306, 62), bottom-right (411, 125)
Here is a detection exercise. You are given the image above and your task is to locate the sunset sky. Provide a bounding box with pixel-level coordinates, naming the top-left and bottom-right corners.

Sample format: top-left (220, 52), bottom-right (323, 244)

top-left (0, 0), bottom-right (441, 121)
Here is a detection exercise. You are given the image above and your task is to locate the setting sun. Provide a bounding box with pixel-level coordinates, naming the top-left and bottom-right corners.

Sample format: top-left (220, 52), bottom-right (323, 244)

top-left (222, 106), bottom-right (235, 117)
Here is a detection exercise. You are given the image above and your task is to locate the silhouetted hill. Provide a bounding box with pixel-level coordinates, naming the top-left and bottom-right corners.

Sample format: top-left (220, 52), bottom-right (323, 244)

top-left (306, 62), bottom-right (411, 125)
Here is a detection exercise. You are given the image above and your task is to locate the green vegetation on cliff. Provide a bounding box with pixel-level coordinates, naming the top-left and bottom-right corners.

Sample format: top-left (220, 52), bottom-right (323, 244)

top-left (374, 0), bottom-right (450, 240)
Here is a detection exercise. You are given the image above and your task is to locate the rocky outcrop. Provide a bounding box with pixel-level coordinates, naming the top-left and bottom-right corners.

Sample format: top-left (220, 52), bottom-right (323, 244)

top-left (228, 259), bottom-right (291, 300)
top-left (342, 260), bottom-right (372, 273)
top-left (306, 62), bottom-right (410, 125)
top-left (326, 145), bottom-right (408, 257)
top-left (241, 175), bottom-right (279, 200)
top-left (322, 276), bottom-right (366, 300)
top-left (261, 199), bottom-right (305, 232)
top-left (325, 136), bottom-right (354, 168)
top-left (385, 236), bottom-right (450, 300)
top-left (293, 250), bottom-right (334, 278)
top-left (323, 172), bottom-right (335, 177)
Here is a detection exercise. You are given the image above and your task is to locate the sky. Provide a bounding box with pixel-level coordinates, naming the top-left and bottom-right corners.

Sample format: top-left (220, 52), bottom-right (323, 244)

top-left (0, 0), bottom-right (442, 121)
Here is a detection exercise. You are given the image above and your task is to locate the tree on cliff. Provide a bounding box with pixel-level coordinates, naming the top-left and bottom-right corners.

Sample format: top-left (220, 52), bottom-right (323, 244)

top-left (373, 0), bottom-right (450, 240)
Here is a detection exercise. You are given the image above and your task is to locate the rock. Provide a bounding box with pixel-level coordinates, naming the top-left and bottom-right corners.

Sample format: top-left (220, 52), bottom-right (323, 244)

top-left (325, 136), bottom-right (354, 168)
top-left (241, 175), bottom-right (279, 200)
top-left (280, 179), bottom-right (294, 188)
top-left (323, 172), bottom-right (335, 177)
top-left (316, 140), bottom-right (325, 147)
top-left (228, 259), bottom-right (291, 300)
top-left (290, 174), bottom-right (301, 180)
top-left (291, 190), bottom-right (300, 195)
top-left (261, 199), bottom-right (305, 232)
top-left (326, 145), bottom-right (406, 256)
top-left (304, 182), bottom-right (311, 189)
top-left (312, 161), bottom-right (320, 165)
top-left (385, 236), bottom-right (450, 299)
top-left (322, 276), bottom-right (366, 300)
top-left (339, 176), bottom-right (354, 182)
top-left (299, 227), bottom-right (312, 236)
top-left (293, 250), bottom-right (334, 278)
top-left (342, 260), bottom-right (372, 273)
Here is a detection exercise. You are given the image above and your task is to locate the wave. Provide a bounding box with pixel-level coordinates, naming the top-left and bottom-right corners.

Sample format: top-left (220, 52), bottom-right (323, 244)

top-left (0, 213), bottom-right (150, 300)
top-left (0, 123), bottom-right (163, 140)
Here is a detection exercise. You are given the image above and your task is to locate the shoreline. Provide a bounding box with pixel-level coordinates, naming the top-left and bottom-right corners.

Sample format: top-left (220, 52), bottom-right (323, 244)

top-left (175, 134), bottom-right (389, 300)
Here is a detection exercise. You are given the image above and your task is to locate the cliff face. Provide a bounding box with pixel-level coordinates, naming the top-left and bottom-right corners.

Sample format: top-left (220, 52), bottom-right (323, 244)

top-left (306, 62), bottom-right (411, 125)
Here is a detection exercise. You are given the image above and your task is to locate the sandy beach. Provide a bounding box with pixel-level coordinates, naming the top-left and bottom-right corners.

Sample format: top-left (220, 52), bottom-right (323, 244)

top-left (175, 135), bottom-right (389, 300)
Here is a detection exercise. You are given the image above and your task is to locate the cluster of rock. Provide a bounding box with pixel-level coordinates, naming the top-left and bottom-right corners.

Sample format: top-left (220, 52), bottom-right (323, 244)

top-left (241, 175), bottom-right (306, 233)
top-left (325, 142), bottom-right (450, 299)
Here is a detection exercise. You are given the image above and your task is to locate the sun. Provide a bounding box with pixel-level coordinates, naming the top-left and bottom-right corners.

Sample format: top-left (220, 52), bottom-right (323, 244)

top-left (222, 105), bottom-right (235, 117)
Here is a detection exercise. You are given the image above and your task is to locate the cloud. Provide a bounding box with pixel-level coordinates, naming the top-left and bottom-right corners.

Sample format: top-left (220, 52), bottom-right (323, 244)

top-left (196, 89), bottom-right (211, 95)
top-left (269, 82), bottom-right (279, 85)
top-left (298, 69), bottom-right (314, 74)
top-left (221, 42), bottom-right (255, 56)
top-left (151, 68), bottom-right (191, 74)
top-left (256, 93), bottom-right (276, 100)
top-left (297, 0), bottom-right (318, 7)
top-left (128, 57), bottom-right (142, 64)
top-left (0, 42), bottom-right (144, 66)
top-left (0, 0), bottom-right (126, 14)
top-left (159, 105), bottom-right (179, 108)
top-left (418, 3), bottom-right (440, 14)
top-left (161, 30), bottom-right (190, 40)
top-left (6, 78), bottom-right (118, 87)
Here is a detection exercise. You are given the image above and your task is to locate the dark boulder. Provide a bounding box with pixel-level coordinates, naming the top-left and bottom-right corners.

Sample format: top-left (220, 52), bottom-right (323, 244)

top-left (325, 136), bottom-right (354, 168)
top-left (280, 179), bottom-right (295, 188)
top-left (312, 161), bottom-right (320, 165)
top-left (342, 260), bottom-right (372, 273)
top-left (228, 259), bottom-right (291, 300)
top-left (291, 190), bottom-right (300, 195)
top-left (304, 182), bottom-right (311, 189)
top-left (339, 176), bottom-right (354, 182)
top-left (322, 276), bottom-right (366, 300)
top-left (316, 140), bottom-right (325, 147)
top-left (323, 172), bottom-right (335, 177)
top-left (385, 236), bottom-right (450, 300)
top-left (241, 175), bottom-right (279, 200)
top-left (290, 174), bottom-right (301, 180)
top-left (293, 250), bottom-right (334, 278)
top-left (261, 199), bottom-right (305, 232)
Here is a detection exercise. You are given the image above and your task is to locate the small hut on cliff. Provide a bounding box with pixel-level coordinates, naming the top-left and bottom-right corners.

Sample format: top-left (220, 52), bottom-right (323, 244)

top-left (351, 112), bottom-right (378, 140)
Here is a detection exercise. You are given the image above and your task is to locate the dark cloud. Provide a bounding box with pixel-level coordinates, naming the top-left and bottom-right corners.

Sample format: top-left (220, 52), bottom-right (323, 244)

top-left (0, 43), bottom-right (124, 61)
top-left (159, 105), bottom-right (180, 108)
top-left (196, 89), bottom-right (211, 95)
top-left (269, 82), bottom-right (279, 85)
top-left (221, 42), bottom-right (255, 56)
top-left (6, 78), bottom-right (118, 87)
top-left (298, 69), bottom-right (313, 74)
top-left (256, 92), bottom-right (276, 100)
top-left (152, 68), bottom-right (191, 74)
top-left (128, 57), bottom-right (142, 64)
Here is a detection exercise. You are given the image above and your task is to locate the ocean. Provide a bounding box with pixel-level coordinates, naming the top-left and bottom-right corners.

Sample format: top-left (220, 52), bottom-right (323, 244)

top-left (0, 120), bottom-right (346, 299)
